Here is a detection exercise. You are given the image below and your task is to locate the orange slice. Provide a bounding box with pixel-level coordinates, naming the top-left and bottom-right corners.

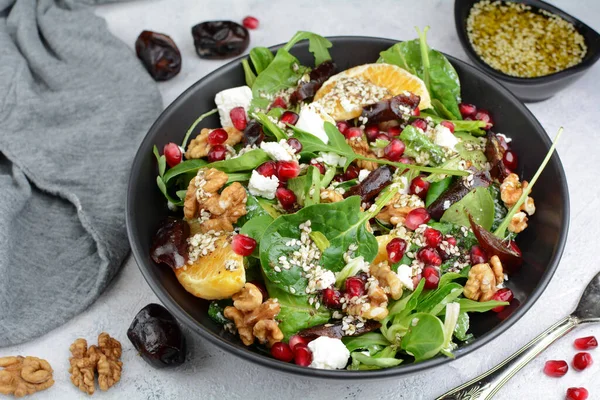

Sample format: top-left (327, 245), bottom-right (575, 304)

top-left (175, 235), bottom-right (245, 300)
top-left (314, 63), bottom-right (431, 121)
top-left (373, 234), bottom-right (398, 265)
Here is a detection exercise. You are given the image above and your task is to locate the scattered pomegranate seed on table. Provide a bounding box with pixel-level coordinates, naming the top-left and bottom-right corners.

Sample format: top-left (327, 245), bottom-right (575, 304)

top-left (231, 234), bottom-right (257, 256)
top-left (286, 137), bottom-right (302, 153)
top-left (422, 266), bottom-right (440, 290)
top-left (491, 288), bottom-right (514, 312)
top-left (345, 276), bottom-right (365, 297)
top-left (572, 352), bottom-right (593, 371)
top-left (276, 187), bottom-right (296, 210)
top-left (293, 343), bottom-right (312, 366)
top-left (386, 238), bottom-right (408, 264)
top-left (207, 128), bottom-right (228, 145)
top-left (207, 144), bottom-right (227, 162)
top-left (574, 336), bottom-right (598, 350)
top-left (242, 16), bottom-right (259, 30)
top-left (280, 110), bottom-right (299, 126)
top-left (321, 287), bottom-right (342, 308)
top-left (163, 142), bottom-right (182, 167)
top-left (271, 342), bottom-right (294, 362)
top-left (566, 387), bottom-right (589, 400)
top-left (404, 208), bottom-right (431, 230)
top-left (440, 120), bottom-right (455, 133)
top-left (409, 176), bottom-right (430, 199)
top-left (256, 161), bottom-right (277, 177)
top-left (543, 360), bottom-right (569, 377)
top-left (229, 107), bottom-right (247, 130)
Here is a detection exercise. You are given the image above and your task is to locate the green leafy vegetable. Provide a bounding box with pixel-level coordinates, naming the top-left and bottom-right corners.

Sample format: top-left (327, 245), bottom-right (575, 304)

top-left (416, 282), bottom-right (463, 315)
top-left (335, 256), bottom-right (368, 288)
top-left (253, 112), bottom-right (288, 141)
top-left (455, 298), bottom-right (509, 313)
top-left (206, 149), bottom-right (271, 173)
top-left (419, 113), bottom-right (487, 136)
top-left (153, 145), bottom-right (167, 177)
top-left (400, 312), bottom-right (445, 362)
top-left (290, 123), bottom-right (356, 169)
top-left (242, 59), bottom-right (256, 87)
top-left (441, 302), bottom-right (460, 356)
top-left (343, 332), bottom-right (391, 352)
top-left (208, 301), bottom-right (231, 326)
top-left (309, 231), bottom-right (330, 252)
top-left (288, 166), bottom-right (322, 206)
top-left (240, 214), bottom-right (274, 257)
top-left (249, 47), bottom-right (275, 74)
top-left (425, 177), bottom-right (452, 206)
top-left (489, 184), bottom-right (508, 232)
top-left (454, 312), bottom-right (473, 342)
top-left (441, 187), bottom-right (495, 230)
top-left (181, 108), bottom-right (218, 148)
top-left (350, 346), bottom-right (403, 369)
top-left (257, 198), bottom-right (282, 219)
top-left (282, 31), bottom-right (333, 66)
top-left (162, 159), bottom-right (206, 185)
top-left (400, 125), bottom-right (446, 166)
top-left (237, 193), bottom-right (272, 226)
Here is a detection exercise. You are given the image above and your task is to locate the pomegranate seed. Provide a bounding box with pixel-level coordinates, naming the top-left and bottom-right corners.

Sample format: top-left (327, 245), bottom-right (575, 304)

top-left (344, 127), bottom-right (363, 139)
top-left (281, 111), bottom-right (299, 126)
top-left (270, 96), bottom-right (287, 110)
top-left (417, 247), bottom-right (442, 267)
top-left (446, 236), bottom-right (457, 246)
top-left (424, 228), bottom-right (443, 247)
top-left (242, 16), bottom-right (259, 30)
top-left (497, 134), bottom-right (509, 151)
top-left (422, 266), bottom-right (440, 290)
top-left (336, 121), bottom-right (350, 134)
top-left (470, 245), bottom-right (488, 264)
top-left (345, 276), bottom-right (365, 298)
top-left (364, 125), bottom-right (380, 142)
top-left (163, 142), bottom-right (182, 168)
top-left (229, 107), bottom-right (247, 130)
top-left (309, 159), bottom-right (326, 174)
top-left (572, 352), bottom-right (593, 371)
top-left (276, 187), bottom-right (296, 210)
top-left (207, 144), bottom-right (227, 162)
top-left (491, 288), bottom-right (514, 312)
top-left (289, 335), bottom-right (308, 350)
top-left (321, 287), bottom-right (342, 309)
top-left (411, 119), bottom-right (428, 131)
top-left (503, 150), bottom-right (518, 171)
top-left (249, 280), bottom-right (268, 299)
top-left (271, 342), bottom-right (293, 362)
top-left (276, 161), bottom-right (300, 180)
top-left (412, 107), bottom-right (420, 116)
top-left (404, 208), bottom-right (431, 230)
top-left (399, 157), bottom-right (414, 165)
top-left (566, 387), bottom-right (589, 400)
top-left (286, 138), bottom-right (302, 153)
top-left (231, 234), bottom-right (257, 256)
top-left (543, 360), bottom-right (568, 377)
top-left (384, 139), bottom-right (406, 161)
top-left (412, 273), bottom-right (423, 288)
top-left (256, 161), bottom-right (277, 177)
top-left (386, 238), bottom-right (408, 264)
top-left (459, 102), bottom-right (477, 118)
top-left (376, 133), bottom-right (390, 142)
top-left (474, 109), bottom-right (493, 130)
top-left (388, 126), bottom-right (402, 137)
top-left (293, 343), bottom-right (312, 367)
top-left (574, 336), bottom-right (598, 350)
top-left (207, 128), bottom-right (228, 146)
top-left (343, 165), bottom-right (360, 180)
top-left (440, 120), bottom-right (455, 133)
top-left (409, 176), bottom-right (430, 199)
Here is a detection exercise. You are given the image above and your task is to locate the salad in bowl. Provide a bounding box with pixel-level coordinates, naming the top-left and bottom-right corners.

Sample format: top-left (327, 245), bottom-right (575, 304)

top-left (149, 28), bottom-right (559, 371)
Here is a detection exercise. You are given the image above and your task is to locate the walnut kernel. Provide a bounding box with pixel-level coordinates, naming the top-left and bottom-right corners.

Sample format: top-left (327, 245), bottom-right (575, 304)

top-left (463, 263), bottom-right (499, 302)
top-left (347, 138), bottom-right (378, 171)
top-left (0, 356), bottom-right (54, 398)
top-left (185, 127), bottom-right (243, 159)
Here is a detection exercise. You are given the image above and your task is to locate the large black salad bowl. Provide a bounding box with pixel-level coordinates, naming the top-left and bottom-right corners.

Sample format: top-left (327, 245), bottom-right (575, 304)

top-left (126, 37), bottom-right (569, 379)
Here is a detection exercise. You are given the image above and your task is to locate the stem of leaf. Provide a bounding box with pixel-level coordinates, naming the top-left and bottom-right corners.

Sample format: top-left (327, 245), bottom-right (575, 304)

top-left (416, 26), bottom-right (431, 94)
top-left (181, 108), bottom-right (218, 149)
top-left (493, 127), bottom-right (564, 238)
top-left (355, 155), bottom-right (469, 177)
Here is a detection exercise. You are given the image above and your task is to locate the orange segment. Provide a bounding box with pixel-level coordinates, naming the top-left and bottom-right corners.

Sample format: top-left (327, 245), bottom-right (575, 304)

top-left (373, 234), bottom-right (397, 265)
top-left (314, 63), bottom-right (431, 121)
top-left (175, 235), bottom-right (245, 300)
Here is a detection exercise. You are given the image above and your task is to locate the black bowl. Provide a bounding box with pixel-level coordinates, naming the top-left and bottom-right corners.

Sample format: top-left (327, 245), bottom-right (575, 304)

top-left (455, 0), bottom-right (600, 102)
top-left (126, 36), bottom-right (569, 379)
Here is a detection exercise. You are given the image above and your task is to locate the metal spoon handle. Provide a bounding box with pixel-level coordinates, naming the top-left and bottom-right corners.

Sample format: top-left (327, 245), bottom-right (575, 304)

top-left (436, 315), bottom-right (579, 400)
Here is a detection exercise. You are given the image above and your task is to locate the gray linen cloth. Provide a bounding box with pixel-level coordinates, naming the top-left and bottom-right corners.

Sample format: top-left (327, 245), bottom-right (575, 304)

top-left (0, 0), bottom-right (162, 346)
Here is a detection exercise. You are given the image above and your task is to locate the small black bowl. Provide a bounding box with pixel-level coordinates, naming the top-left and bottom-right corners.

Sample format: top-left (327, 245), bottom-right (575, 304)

top-left (455, 0), bottom-right (600, 102)
top-left (126, 36), bottom-right (569, 379)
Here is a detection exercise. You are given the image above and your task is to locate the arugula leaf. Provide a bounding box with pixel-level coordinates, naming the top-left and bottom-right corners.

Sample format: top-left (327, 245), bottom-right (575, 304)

top-left (425, 176), bottom-right (452, 206)
top-left (400, 125), bottom-right (446, 166)
top-left (265, 280), bottom-right (331, 339)
top-left (400, 312), bottom-right (445, 362)
top-left (441, 187), bottom-right (495, 230)
top-left (156, 176), bottom-right (182, 205)
top-left (343, 332), bottom-right (391, 352)
top-left (249, 47), bottom-right (275, 74)
top-left (253, 112), bottom-right (288, 141)
top-left (260, 196), bottom-right (378, 295)
top-left (242, 59), bottom-right (256, 87)
top-left (290, 123), bottom-right (356, 168)
top-left (181, 108), bottom-right (218, 148)
top-left (282, 31), bottom-right (333, 66)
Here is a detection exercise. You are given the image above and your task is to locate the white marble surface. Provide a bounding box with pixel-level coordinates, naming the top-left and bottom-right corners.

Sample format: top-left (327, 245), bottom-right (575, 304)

top-left (2, 0), bottom-right (600, 399)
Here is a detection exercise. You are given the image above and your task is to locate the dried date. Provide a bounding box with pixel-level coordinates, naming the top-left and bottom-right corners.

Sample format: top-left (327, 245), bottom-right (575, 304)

top-left (191, 21), bottom-right (249, 59)
top-left (135, 30), bottom-right (182, 81)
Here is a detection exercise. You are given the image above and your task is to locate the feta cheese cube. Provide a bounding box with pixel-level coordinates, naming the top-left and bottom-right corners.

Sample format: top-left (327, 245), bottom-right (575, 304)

top-left (214, 86), bottom-right (253, 128)
top-left (248, 170), bottom-right (279, 199)
top-left (433, 124), bottom-right (459, 150)
top-left (295, 103), bottom-right (335, 144)
top-left (260, 140), bottom-right (295, 161)
top-left (318, 152), bottom-right (346, 167)
top-left (308, 337), bottom-right (350, 370)
top-left (396, 264), bottom-right (414, 291)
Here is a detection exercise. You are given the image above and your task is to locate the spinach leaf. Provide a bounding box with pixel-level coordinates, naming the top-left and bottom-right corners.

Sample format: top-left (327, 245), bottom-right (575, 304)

top-left (489, 184), bottom-right (508, 232)
top-left (181, 108), bottom-right (219, 148)
top-left (416, 283), bottom-right (463, 315)
top-left (153, 145), bottom-right (167, 177)
top-left (378, 41), bottom-right (420, 75)
top-left (290, 123), bottom-right (357, 168)
top-left (441, 187), bottom-right (495, 230)
top-left (253, 112), bottom-right (288, 141)
top-left (287, 166), bottom-right (322, 206)
top-left (257, 198), bottom-right (282, 219)
top-left (342, 332), bottom-right (391, 352)
top-left (456, 298), bottom-right (509, 313)
top-left (454, 312), bottom-right (473, 342)
top-left (240, 214), bottom-right (274, 257)
top-left (265, 280), bottom-right (331, 339)
top-left (259, 196), bottom-right (378, 294)
top-left (163, 159), bottom-right (206, 185)
top-left (242, 59), bottom-right (256, 87)
top-left (400, 125), bottom-right (446, 166)
top-left (206, 149), bottom-right (271, 173)
top-left (249, 47), bottom-right (275, 74)
top-left (419, 113), bottom-right (487, 136)
top-left (237, 193), bottom-right (271, 226)
top-left (208, 301), bottom-right (231, 326)
top-left (282, 31), bottom-right (333, 66)
top-left (425, 177), bottom-right (452, 206)
top-left (400, 312), bottom-right (445, 362)
top-left (227, 172), bottom-right (252, 183)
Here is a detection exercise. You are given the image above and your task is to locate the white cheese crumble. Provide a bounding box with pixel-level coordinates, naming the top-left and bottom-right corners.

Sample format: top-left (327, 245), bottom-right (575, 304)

top-left (358, 169), bottom-right (370, 182)
top-left (248, 170), bottom-right (279, 199)
top-left (433, 124), bottom-right (459, 150)
top-left (316, 270), bottom-right (336, 290)
top-left (497, 133), bottom-right (512, 143)
top-left (318, 152), bottom-right (347, 167)
top-left (296, 103), bottom-right (335, 144)
top-left (214, 86), bottom-right (252, 128)
top-left (307, 337), bottom-right (350, 370)
top-left (260, 140), bottom-right (295, 161)
top-left (396, 264), bottom-right (414, 290)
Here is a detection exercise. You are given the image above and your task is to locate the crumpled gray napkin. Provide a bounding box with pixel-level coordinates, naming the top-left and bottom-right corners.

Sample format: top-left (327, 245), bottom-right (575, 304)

top-left (0, 0), bottom-right (162, 346)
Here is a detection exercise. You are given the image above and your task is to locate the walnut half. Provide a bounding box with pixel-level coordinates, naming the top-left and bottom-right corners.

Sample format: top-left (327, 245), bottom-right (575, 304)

top-left (463, 257), bottom-right (504, 302)
top-left (0, 356), bottom-right (54, 398)
top-left (185, 127), bottom-right (243, 160)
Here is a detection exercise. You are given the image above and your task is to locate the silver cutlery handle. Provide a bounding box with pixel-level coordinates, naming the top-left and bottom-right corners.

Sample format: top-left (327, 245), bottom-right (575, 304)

top-left (436, 315), bottom-right (579, 400)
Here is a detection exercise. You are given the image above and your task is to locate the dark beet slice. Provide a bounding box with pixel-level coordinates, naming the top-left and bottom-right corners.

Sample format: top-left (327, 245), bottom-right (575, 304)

top-left (127, 304), bottom-right (187, 369)
top-left (150, 218), bottom-right (190, 269)
top-left (191, 21), bottom-right (249, 59)
top-left (468, 214), bottom-right (522, 272)
top-left (344, 165), bottom-right (394, 203)
top-left (290, 60), bottom-right (336, 104)
top-left (361, 93), bottom-right (421, 124)
top-left (426, 171), bottom-right (491, 220)
top-left (243, 120), bottom-right (264, 147)
top-left (297, 320), bottom-right (381, 340)
top-left (485, 132), bottom-right (510, 181)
